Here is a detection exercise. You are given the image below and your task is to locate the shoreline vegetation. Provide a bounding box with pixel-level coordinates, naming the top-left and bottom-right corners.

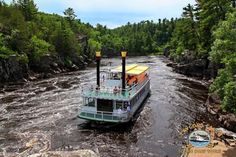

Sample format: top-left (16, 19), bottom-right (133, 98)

top-left (0, 0), bottom-right (235, 132)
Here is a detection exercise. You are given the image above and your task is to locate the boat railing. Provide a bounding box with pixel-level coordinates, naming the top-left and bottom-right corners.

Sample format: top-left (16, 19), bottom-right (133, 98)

top-left (81, 78), bottom-right (149, 99)
top-left (79, 107), bottom-right (129, 121)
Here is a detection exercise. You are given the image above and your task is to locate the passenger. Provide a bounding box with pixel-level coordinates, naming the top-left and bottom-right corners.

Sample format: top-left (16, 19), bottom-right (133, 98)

top-left (118, 86), bottom-right (121, 94)
top-left (90, 85), bottom-right (93, 91)
top-left (117, 107), bottom-right (122, 115)
top-left (95, 86), bottom-right (99, 96)
top-left (124, 104), bottom-right (127, 110)
top-left (127, 105), bottom-right (131, 112)
top-left (127, 75), bottom-right (131, 83)
top-left (113, 73), bottom-right (118, 79)
top-left (113, 86), bottom-right (118, 94)
top-left (95, 86), bottom-right (100, 91)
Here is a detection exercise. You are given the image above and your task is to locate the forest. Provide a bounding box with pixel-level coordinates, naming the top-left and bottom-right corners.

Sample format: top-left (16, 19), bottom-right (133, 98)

top-left (0, 0), bottom-right (235, 114)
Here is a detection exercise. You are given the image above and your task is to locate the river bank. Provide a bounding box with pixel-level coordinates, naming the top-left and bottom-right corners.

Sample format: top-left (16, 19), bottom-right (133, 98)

top-left (206, 94), bottom-right (236, 132)
top-left (0, 54), bottom-right (92, 89)
top-left (165, 56), bottom-right (236, 133)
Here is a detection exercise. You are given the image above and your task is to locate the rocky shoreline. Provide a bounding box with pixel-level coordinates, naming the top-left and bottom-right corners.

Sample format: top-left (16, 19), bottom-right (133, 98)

top-left (0, 33), bottom-right (93, 88)
top-left (1, 150), bottom-right (98, 157)
top-left (166, 58), bottom-right (215, 79)
top-left (166, 57), bottom-right (236, 133)
top-left (0, 54), bottom-right (92, 89)
top-left (206, 94), bottom-right (236, 132)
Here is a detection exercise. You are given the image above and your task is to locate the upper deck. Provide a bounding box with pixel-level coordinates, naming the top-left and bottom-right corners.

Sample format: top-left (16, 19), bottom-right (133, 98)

top-left (81, 64), bottom-right (150, 101)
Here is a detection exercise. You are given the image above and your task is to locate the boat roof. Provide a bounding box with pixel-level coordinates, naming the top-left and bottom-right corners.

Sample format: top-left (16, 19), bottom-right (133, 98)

top-left (127, 65), bottom-right (149, 75)
top-left (112, 64), bottom-right (138, 72)
top-left (111, 64), bottom-right (149, 75)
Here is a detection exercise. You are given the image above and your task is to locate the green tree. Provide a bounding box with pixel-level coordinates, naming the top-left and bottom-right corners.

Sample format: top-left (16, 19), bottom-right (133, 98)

top-left (88, 38), bottom-right (101, 53)
top-left (197, 0), bottom-right (231, 52)
top-left (29, 35), bottom-right (52, 61)
top-left (16, 0), bottom-right (38, 21)
top-left (210, 9), bottom-right (236, 113)
top-left (64, 7), bottom-right (77, 22)
top-left (232, 0), bottom-right (236, 8)
top-left (182, 4), bottom-right (195, 20)
top-left (0, 33), bottom-right (17, 59)
top-left (169, 4), bottom-right (199, 61)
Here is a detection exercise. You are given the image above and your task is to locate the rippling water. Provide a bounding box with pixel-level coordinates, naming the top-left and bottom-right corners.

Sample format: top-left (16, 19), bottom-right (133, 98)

top-left (0, 56), bottom-right (209, 157)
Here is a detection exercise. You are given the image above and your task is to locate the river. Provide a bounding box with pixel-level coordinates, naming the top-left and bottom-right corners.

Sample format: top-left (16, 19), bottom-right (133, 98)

top-left (0, 56), bottom-right (210, 157)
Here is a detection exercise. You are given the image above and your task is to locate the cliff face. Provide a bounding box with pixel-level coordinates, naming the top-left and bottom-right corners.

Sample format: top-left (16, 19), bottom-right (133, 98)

top-left (0, 56), bottom-right (28, 85)
top-left (0, 35), bottom-right (91, 85)
top-left (165, 50), bottom-right (218, 79)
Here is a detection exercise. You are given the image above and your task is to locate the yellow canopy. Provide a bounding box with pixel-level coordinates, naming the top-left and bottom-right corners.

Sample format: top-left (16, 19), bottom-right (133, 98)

top-left (111, 64), bottom-right (149, 75)
top-left (127, 66), bottom-right (149, 75)
top-left (111, 64), bottom-right (138, 72)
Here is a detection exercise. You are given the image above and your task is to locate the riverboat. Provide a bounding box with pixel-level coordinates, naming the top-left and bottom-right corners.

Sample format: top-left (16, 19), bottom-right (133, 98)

top-left (78, 51), bottom-right (151, 123)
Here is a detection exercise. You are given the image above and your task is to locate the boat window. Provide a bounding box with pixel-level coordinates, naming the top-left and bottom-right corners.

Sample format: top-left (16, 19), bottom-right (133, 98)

top-left (116, 101), bottom-right (123, 109)
top-left (85, 98), bottom-right (95, 107)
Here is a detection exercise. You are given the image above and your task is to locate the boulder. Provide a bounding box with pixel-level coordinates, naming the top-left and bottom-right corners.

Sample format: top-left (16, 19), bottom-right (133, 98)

top-left (28, 150), bottom-right (98, 157)
top-left (0, 56), bottom-right (28, 84)
top-left (166, 62), bottom-right (177, 68)
top-left (219, 114), bottom-right (236, 132)
top-left (174, 59), bottom-right (209, 78)
top-left (206, 94), bottom-right (236, 132)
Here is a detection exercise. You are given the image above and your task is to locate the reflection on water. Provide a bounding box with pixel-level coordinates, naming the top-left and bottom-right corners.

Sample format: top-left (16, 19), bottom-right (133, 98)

top-left (0, 56), bottom-right (210, 157)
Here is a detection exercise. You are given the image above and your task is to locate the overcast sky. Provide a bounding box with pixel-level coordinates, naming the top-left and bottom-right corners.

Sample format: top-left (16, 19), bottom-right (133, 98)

top-left (5, 0), bottom-right (196, 28)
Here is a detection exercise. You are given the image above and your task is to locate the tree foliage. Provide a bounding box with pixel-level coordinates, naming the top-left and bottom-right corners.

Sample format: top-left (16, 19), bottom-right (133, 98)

top-left (209, 9), bottom-right (236, 113)
top-left (64, 7), bottom-right (76, 21)
top-left (15, 0), bottom-right (38, 21)
top-left (99, 19), bottom-right (176, 55)
top-left (0, 0), bottom-right (96, 71)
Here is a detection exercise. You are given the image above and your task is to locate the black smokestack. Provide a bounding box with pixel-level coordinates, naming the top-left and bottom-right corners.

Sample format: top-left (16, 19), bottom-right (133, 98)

top-left (96, 51), bottom-right (101, 87)
top-left (121, 51), bottom-right (127, 90)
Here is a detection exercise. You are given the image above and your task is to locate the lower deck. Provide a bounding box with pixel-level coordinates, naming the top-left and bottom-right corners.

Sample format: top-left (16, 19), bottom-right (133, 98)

top-left (78, 79), bottom-right (150, 123)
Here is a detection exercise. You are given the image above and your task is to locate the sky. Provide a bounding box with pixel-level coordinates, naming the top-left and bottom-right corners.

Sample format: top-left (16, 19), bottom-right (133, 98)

top-left (4, 0), bottom-right (196, 28)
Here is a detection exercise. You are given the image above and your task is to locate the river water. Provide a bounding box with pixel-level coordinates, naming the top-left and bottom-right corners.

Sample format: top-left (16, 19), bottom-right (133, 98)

top-left (0, 56), bottom-right (210, 157)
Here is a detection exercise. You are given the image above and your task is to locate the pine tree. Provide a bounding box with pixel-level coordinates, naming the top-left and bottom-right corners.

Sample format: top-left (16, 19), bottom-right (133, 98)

top-left (64, 7), bottom-right (77, 22)
top-left (197, 0), bottom-right (231, 52)
top-left (16, 0), bottom-right (38, 21)
top-left (182, 4), bottom-right (194, 21)
top-left (232, 0), bottom-right (236, 8)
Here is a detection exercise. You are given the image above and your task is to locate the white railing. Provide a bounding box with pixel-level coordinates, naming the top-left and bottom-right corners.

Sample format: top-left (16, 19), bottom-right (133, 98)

top-left (79, 108), bottom-right (129, 121)
top-left (81, 78), bottom-right (149, 99)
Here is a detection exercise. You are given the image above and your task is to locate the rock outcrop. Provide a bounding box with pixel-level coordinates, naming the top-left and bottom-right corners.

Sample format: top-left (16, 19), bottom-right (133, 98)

top-left (0, 56), bottom-right (28, 85)
top-left (0, 34), bottom-right (91, 85)
top-left (206, 93), bottom-right (236, 132)
top-left (28, 150), bottom-right (98, 157)
top-left (165, 50), bottom-right (217, 79)
top-left (173, 59), bottom-right (209, 78)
